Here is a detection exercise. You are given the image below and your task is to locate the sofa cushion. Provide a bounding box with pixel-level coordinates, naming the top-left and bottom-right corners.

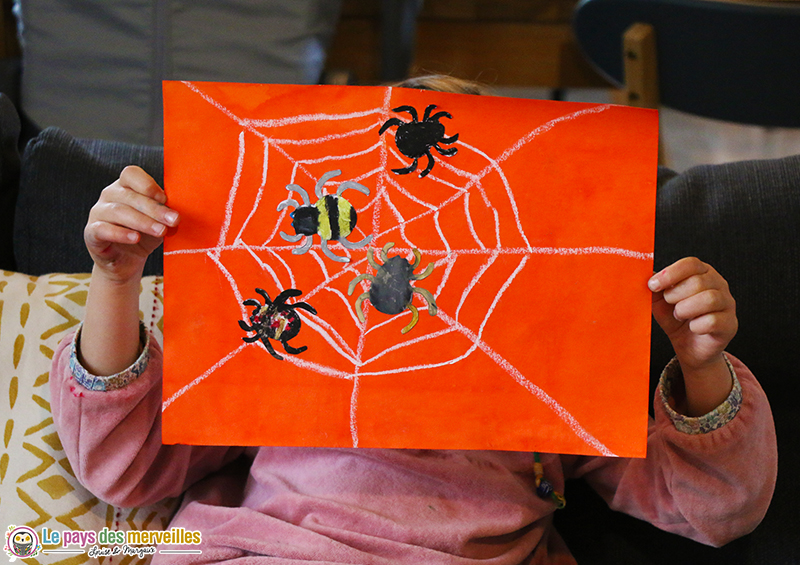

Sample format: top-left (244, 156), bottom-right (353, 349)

top-left (0, 271), bottom-right (175, 560)
top-left (13, 128), bottom-right (164, 276)
top-left (557, 156), bottom-right (800, 564)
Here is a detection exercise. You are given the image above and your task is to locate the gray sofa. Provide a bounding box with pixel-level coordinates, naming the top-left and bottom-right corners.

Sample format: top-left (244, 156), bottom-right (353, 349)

top-left (3, 94), bottom-right (798, 564)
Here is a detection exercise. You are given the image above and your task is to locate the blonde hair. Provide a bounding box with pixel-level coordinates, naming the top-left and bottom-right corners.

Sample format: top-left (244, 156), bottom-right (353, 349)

top-left (392, 74), bottom-right (492, 96)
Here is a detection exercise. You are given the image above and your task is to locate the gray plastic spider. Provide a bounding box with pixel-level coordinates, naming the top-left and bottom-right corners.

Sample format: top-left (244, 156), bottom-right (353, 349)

top-left (278, 169), bottom-right (373, 263)
top-left (348, 242), bottom-right (437, 334)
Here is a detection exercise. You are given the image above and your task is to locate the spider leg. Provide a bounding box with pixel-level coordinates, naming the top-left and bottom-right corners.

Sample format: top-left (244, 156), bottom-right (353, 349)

top-left (439, 132), bottom-right (459, 144)
top-left (379, 117), bottom-right (404, 135)
top-left (401, 303), bottom-right (419, 334)
top-left (280, 231), bottom-right (304, 243)
top-left (348, 273), bottom-right (375, 296)
top-left (422, 104), bottom-right (438, 121)
top-left (434, 143), bottom-right (458, 157)
top-left (391, 105), bottom-right (418, 121)
top-left (419, 151), bottom-right (435, 178)
top-left (238, 320), bottom-right (255, 332)
top-left (380, 241), bottom-right (395, 263)
top-left (315, 169), bottom-right (342, 199)
top-left (410, 248), bottom-right (421, 269)
top-left (428, 110), bottom-right (453, 123)
top-left (412, 287), bottom-right (438, 316)
top-left (260, 336), bottom-right (283, 360)
top-left (241, 333), bottom-right (260, 343)
top-left (353, 292), bottom-right (369, 324)
top-left (367, 248), bottom-right (381, 270)
top-left (273, 288), bottom-right (302, 308)
top-left (286, 183), bottom-right (310, 206)
top-left (293, 301), bottom-right (318, 316)
top-left (243, 299), bottom-right (261, 308)
top-left (276, 199), bottom-right (300, 212)
top-left (282, 340), bottom-right (307, 356)
top-left (412, 261), bottom-right (436, 281)
top-left (291, 236), bottom-right (314, 255)
top-left (336, 180), bottom-right (370, 197)
top-left (321, 239), bottom-right (349, 263)
top-left (255, 288), bottom-right (272, 304)
top-left (392, 158), bottom-right (418, 176)
top-left (340, 234), bottom-right (373, 250)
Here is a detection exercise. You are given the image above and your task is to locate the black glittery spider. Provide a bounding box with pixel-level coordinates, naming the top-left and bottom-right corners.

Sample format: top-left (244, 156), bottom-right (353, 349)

top-left (347, 242), bottom-right (437, 334)
top-left (238, 288), bottom-right (317, 360)
top-left (379, 104), bottom-right (459, 178)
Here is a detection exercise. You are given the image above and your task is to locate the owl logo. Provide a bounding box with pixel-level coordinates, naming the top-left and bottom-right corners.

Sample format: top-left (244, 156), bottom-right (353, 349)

top-left (4, 525), bottom-right (42, 561)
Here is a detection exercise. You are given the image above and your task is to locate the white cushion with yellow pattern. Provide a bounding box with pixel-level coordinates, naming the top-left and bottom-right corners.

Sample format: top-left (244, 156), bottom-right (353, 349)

top-left (0, 271), bottom-right (175, 564)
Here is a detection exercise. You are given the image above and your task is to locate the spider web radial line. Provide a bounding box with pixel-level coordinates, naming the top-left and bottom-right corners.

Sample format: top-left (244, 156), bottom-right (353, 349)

top-left (462, 105), bottom-right (613, 195)
top-left (437, 311), bottom-right (616, 457)
top-left (166, 243), bottom-right (653, 261)
top-left (163, 343), bottom-right (248, 411)
top-left (454, 249), bottom-right (501, 322)
top-left (214, 130), bottom-right (247, 258)
top-left (349, 86), bottom-right (394, 448)
top-left (245, 108), bottom-right (386, 128)
top-left (296, 140), bottom-right (383, 166)
top-left (265, 120), bottom-right (383, 146)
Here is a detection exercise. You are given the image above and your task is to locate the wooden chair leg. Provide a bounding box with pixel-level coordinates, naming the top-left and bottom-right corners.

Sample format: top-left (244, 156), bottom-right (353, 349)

top-left (622, 23), bottom-right (665, 165)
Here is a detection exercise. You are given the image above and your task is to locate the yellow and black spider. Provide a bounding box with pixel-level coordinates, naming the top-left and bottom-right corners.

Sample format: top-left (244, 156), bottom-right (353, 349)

top-left (278, 169), bottom-right (372, 263)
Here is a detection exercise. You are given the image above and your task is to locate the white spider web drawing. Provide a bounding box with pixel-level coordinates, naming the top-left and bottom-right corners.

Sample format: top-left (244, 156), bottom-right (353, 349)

top-left (163, 82), bottom-right (654, 456)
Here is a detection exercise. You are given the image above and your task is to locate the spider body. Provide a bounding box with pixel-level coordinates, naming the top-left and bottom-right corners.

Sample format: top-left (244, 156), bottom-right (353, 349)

top-left (379, 104), bottom-right (459, 178)
top-left (238, 288), bottom-right (317, 361)
top-left (278, 169), bottom-right (372, 263)
top-left (348, 242), bottom-right (437, 333)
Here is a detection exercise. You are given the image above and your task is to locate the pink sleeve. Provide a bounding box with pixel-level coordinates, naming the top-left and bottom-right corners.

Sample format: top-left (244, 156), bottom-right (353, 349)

top-left (571, 355), bottom-right (777, 547)
top-left (50, 327), bottom-right (246, 507)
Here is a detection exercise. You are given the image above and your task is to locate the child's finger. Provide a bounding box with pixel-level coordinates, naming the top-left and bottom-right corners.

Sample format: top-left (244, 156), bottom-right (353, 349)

top-left (85, 219), bottom-right (142, 251)
top-left (688, 311), bottom-right (737, 337)
top-left (100, 183), bottom-right (179, 228)
top-left (119, 165), bottom-right (167, 204)
top-left (92, 201), bottom-right (170, 239)
top-left (647, 257), bottom-right (708, 293)
top-left (662, 270), bottom-right (727, 305)
top-left (672, 288), bottom-right (733, 322)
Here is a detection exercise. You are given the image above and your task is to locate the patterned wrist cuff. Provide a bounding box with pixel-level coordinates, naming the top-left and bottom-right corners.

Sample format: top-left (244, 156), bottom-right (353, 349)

top-left (69, 322), bottom-right (150, 391)
top-left (659, 354), bottom-right (743, 435)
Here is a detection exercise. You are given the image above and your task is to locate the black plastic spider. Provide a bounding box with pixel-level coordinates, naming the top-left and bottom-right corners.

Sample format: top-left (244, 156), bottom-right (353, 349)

top-left (238, 288), bottom-right (317, 360)
top-left (347, 242), bottom-right (437, 334)
top-left (379, 104), bottom-right (459, 178)
top-left (277, 169), bottom-right (372, 263)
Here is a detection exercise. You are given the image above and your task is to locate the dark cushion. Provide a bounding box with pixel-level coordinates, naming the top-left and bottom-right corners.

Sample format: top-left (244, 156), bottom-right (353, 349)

top-left (13, 127), bottom-right (164, 276)
top-left (557, 156), bottom-right (800, 564)
top-left (0, 93), bottom-right (21, 271)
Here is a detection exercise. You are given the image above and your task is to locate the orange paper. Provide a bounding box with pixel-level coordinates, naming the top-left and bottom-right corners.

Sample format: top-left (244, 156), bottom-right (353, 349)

top-left (162, 81), bottom-right (659, 457)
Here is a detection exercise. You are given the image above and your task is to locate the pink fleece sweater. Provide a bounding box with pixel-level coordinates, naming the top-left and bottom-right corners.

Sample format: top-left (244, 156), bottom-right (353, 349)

top-left (50, 329), bottom-right (777, 564)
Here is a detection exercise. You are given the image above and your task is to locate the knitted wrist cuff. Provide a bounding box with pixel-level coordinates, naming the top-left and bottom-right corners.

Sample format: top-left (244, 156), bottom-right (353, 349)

top-left (69, 322), bottom-right (150, 391)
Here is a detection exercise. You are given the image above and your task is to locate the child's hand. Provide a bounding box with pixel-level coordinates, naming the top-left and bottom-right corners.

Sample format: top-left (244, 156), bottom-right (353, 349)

top-left (649, 258), bottom-right (738, 415)
top-left (84, 166), bottom-right (179, 284)
top-left (649, 257), bottom-right (738, 371)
